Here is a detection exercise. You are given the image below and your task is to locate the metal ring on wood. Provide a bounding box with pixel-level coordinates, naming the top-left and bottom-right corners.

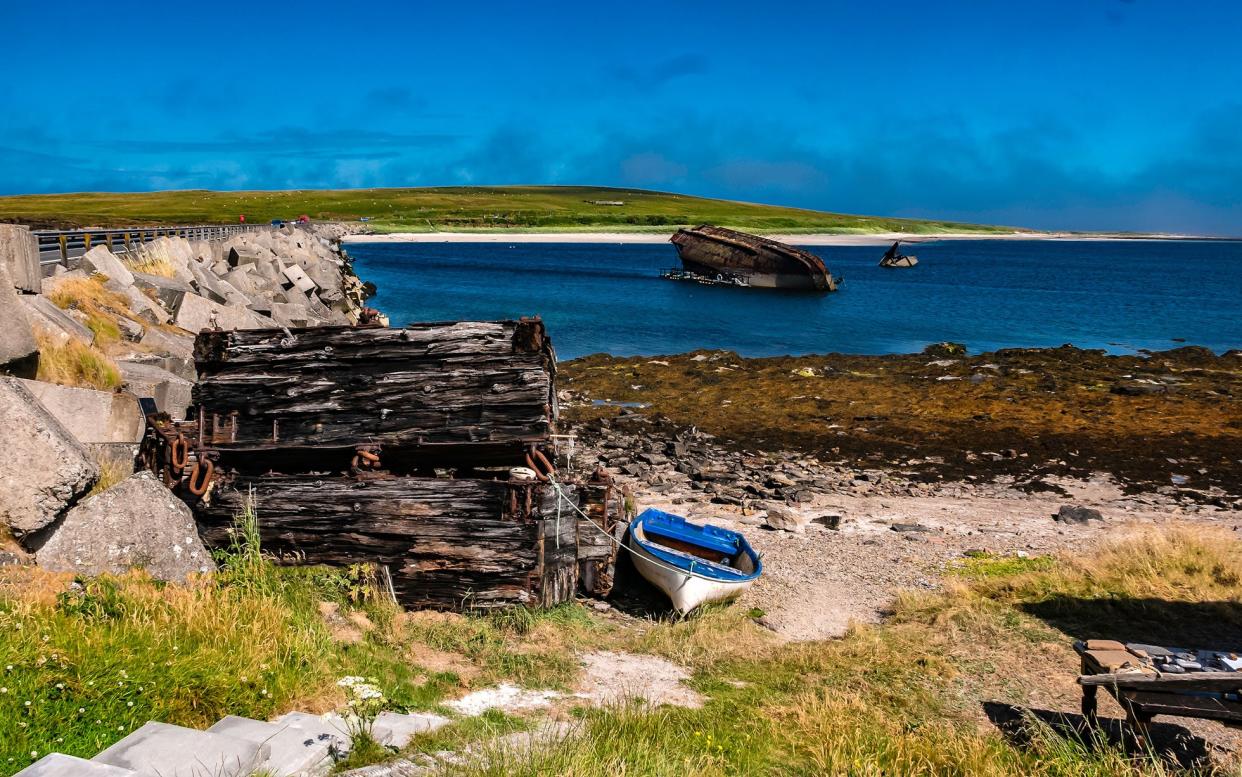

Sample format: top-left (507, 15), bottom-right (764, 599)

top-left (532, 449), bottom-right (556, 478)
top-left (187, 458), bottom-right (214, 497)
top-left (170, 436), bottom-right (190, 471)
top-left (525, 452), bottom-right (549, 482)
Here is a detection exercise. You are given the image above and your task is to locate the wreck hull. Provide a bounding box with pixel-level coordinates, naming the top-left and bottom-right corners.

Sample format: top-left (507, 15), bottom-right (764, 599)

top-left (670, 225), bottom-right (837, 291)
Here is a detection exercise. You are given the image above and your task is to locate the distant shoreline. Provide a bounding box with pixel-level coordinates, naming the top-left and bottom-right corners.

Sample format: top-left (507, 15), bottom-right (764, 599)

top-left (344, 230), bottom-right (1231, 246)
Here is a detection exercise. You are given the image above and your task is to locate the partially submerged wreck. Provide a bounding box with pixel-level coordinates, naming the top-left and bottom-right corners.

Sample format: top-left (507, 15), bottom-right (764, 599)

top-left (667, 225), bottom-right (838, 291)
top-left (141, 319), bottom-right (623, 610)
top-left (878, 240), bottom-right (918, 268)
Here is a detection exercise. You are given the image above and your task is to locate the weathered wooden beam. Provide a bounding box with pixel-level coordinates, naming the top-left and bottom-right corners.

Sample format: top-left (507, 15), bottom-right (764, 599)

top-left (198, 473), bottom-right (580, 609)
top-left (192, 320), bottom-right (557, 450)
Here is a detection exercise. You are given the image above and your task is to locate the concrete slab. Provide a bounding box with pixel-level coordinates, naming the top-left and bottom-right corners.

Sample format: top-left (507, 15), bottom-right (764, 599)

top-left (18, 380), bottom-right (144, 444)
top-left (208, 715), bottom-right (334, 777)
top-left (18, 294), bottom-right (95, 347)
top-left (117, 360), bottom-right (194, 419)
top-left (93, 721), bottom-right (268, 777)
top-left (272, 712), bottom-right (355, 753)
top-left (80, 246), bottom-right (135, 287)
top-left (0, 224), bottom-right (41, 294)
top-left (281, 264), bottom-right (317, 294)
top-left (15, 753), bottom-right (137, 777)
top-left (373, 711), bottom-right (452, 749)
top-left (131, 272), bottom-right (194, 312)
top-left (172, 293), bottom-right (269, 333)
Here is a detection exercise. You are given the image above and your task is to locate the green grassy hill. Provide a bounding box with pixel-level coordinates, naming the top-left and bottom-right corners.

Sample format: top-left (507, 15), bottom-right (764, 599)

top-left (0, 186), bottom-right (1021, 234)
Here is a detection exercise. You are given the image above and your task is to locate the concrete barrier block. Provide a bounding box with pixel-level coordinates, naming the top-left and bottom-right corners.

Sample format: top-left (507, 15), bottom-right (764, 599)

top-left (18, 294), bottom-right (94, 347)
top-left (0, 224), bottom-right (41, 294)
top-left (18, 380), bottom-right (144, 444)
top-left (0, 376), bottom-right (98, 538)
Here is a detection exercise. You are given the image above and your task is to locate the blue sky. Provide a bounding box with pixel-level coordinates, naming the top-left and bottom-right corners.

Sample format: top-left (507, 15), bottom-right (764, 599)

top-left (3, 0), bottom-right (1240, 233)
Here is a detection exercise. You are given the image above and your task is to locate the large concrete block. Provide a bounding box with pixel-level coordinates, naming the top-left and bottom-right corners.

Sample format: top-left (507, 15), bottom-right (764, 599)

top-left (137, 236), bottom-right (196, 283)
top-left (227, 244), bottom-right (271, 268)
top-left (80, 246), bottom-right (135, 287)
top-left (172, 293), bottom-right (269, 333)
top-left (117, 360), bottom-right (194, 419)
top-left (0, 224), bottom-right (41, 293)
top-left (187, 261), bottom-right (230, 305)
top-left (36, 472), bottom-right (216, 582)
top-left (281, 264), bottom-right (317, 294)
top-left (93, 721), bottom-right (263, 777)
top-left (18, 294), bottom-right (94, 347)
top-left (0, 263), bottom-right (39, 377)
top-left (124, 285), bottom-right (170, 325)
top-left (15, 754), bottom-right (137, 777)
top-left (0, 377), bottom-right (98, 537)
top-left (132, 272), bottom-right (194, 313)
top-left (138, 326), bottom-right (195, 362)
top-left (18, 380), bottom-right (144, 444)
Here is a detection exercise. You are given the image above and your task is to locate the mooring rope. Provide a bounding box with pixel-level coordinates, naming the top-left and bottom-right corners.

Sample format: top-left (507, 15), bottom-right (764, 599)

top-left (547, 479), bottom-right (692, 578)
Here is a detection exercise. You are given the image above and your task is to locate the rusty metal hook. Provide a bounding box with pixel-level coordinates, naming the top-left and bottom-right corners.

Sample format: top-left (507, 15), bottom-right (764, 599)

top-left (187, 458), bottom-right (214, 497)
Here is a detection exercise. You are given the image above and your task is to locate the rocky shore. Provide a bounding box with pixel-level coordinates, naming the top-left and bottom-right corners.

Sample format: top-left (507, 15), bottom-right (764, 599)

top-left (559, 347), bottom-right (1242, 639)
top-left (0, 221), bottom-right (370, 572)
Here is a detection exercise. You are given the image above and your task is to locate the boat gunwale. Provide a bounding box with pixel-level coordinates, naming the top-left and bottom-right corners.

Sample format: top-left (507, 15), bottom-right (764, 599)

top-left (629, 516), bottom-right (762, 583)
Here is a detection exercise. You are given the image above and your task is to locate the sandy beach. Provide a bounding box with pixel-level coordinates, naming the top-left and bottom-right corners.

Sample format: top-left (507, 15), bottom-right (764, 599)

top-left (342, 230), bottom-right (1209, 246)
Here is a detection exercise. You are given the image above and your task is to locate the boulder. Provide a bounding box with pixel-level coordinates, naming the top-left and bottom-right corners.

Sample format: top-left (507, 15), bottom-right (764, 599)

top-left (172, 292), bottom-right (271, 333)
top-left (0, 377), bottom-right (98, 537)
top-left (117, 360), bottom-right (194, 419)
top-left (18, 294), bottom-right (94, 347)
top-left (0, 224), bottom-right (41, 293)
top-left (763, 503), bottom-right (810, 533)
top-left (80, 245), bottom-right (135, 287)
top-left (1054, 505), bottom-right (1103, 524)
top-left (0, 262), bottom-right (39, 377)
top-left (35, 471), bottom-right (215, 581)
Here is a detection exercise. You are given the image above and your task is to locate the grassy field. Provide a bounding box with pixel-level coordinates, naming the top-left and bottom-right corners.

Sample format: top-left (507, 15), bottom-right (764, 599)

top-left (4, 509), bottom-right (1240, 774)
top-left (0, 186), bottom-right (1021, 234)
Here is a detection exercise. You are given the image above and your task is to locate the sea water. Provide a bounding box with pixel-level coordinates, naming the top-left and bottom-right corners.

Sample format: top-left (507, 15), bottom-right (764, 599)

top-left (349, 239), bottom-right (1242, 359)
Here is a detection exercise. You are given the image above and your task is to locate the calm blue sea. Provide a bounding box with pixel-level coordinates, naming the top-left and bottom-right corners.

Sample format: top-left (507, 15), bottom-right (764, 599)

top-left (348, 239), bottom-right (1242, 360)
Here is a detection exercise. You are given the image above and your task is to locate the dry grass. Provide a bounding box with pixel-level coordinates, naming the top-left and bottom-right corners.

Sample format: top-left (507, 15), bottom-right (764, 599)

top-left (45, 276), bottom-right (140, 350)
top-left (124, 244), bottom-right (179, 278)
top-left (33, 332), bottom-right (121, 390)
top-left (87, 456), bottom-right (130, 496)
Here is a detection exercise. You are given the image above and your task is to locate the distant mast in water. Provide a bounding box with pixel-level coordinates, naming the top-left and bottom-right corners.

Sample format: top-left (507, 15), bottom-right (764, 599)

top-left (665, 225), bottom-right (838, 291)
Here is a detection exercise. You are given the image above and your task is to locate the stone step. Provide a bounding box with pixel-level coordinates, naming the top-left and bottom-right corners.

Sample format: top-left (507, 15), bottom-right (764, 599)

top-left (92, 721), bottom-right (269, 777)
top-left (15, 753), bottom-right (138, 777)
top-left (374, 711), bottom-right (452, 749)
top-left (272, 712), bottom-right (355, 753)
top-left (207, 715), bottom-right (335, 777)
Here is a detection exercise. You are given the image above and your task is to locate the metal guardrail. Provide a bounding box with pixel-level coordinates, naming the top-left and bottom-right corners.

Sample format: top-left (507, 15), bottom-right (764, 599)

top-left (33, 224), bottom-right (266, 269)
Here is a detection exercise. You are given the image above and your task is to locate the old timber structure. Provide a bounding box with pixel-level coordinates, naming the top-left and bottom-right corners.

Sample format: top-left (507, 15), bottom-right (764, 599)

top-left (140, 319), bottom-right (623, 610)
top-left (668, 225), bottom-right (838, 291)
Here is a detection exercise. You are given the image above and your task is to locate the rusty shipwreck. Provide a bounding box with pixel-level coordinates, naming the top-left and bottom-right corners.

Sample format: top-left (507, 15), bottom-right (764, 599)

top-left (667, 225), bottom-right (838, 291)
